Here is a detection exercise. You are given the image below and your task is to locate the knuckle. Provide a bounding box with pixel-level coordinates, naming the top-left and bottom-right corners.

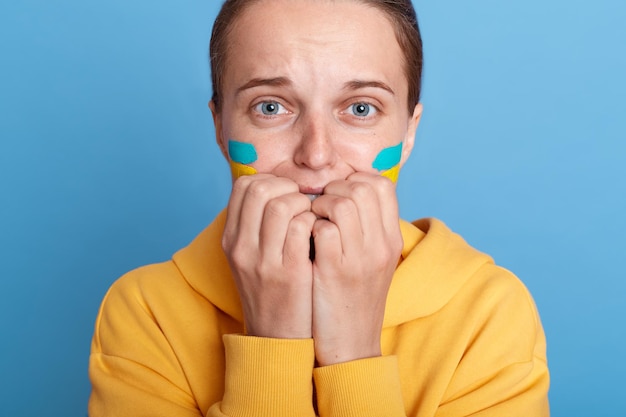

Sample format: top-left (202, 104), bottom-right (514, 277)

top-left (232, 175), bottom-right (252, 194)
top-left (373, 174), bottom-right (393, 192)
top-left (228, 242), bottom-right (249, 266)
top-left (315, 220), bottom-right (338, 239)
top-left (289, 215), bottom-right (310, 235)
top-left (349, 181), bottom-right (374, 200)
top-left (265, 197), bottom-right (291, 218)
top-left (330, 197), bottom-right (356, 218)
top-left (221, 233), bottom-right (232, 251)
top-left (247, 180), bottom-right (272, 199)
top-left (254, 262), bottom-right (272, 280)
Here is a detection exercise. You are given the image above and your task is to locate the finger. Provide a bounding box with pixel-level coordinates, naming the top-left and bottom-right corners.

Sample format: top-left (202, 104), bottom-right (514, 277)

top-left (223, 174), bottom-right (274, 245)
top-left (283, 211), bottom-right (317, 269)
top-left (345, 172), bottom-right (400, 236)
top-left (319, 179), bottom-right (386, 253)
top-left (311, 193), bottom-right (363, 257)
top-left (232, 175), bottom-right (300, 248)
top-left (259, 192), bottom-right (312, 261)
top-left (312, 218), bottom-right (343, 266)
top-left (345, 173), bottom-right (403, 261)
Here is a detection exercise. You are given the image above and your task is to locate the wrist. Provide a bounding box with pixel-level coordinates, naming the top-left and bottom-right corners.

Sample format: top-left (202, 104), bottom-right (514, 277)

top-left (315, 341), bottom-right (381, 366)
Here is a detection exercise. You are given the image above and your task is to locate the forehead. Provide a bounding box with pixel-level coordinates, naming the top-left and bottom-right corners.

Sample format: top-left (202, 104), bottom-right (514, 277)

top-left (222, 0), bottom-right (407, 95)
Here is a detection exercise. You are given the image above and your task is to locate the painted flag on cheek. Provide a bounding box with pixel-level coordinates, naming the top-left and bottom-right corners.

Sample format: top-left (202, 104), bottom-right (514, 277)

top-left (228, 140), bottom-right (258, 178)
top-left (373, 142), bottom-right (403, 182)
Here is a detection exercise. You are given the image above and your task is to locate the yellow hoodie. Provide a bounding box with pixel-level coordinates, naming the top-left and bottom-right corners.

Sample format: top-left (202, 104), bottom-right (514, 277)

top-left (89, 211), bottom-right (549, 416)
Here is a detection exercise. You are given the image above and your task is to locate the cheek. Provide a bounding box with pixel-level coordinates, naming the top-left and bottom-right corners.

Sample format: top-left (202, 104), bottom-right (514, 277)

top-left (226, 137), bottom-right (291, 179)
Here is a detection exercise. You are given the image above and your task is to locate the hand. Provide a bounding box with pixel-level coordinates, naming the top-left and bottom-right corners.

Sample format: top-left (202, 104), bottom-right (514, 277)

top-left (310, 172), bottom-right (403, 366)
top-left (222, 174), bottom-right (316, 339)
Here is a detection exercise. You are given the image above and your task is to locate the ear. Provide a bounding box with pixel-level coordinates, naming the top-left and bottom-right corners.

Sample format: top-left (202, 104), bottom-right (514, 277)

top-left (399, 103), bottom-right (423, 168)
top-left (209, 100), bottom-right (229, 160)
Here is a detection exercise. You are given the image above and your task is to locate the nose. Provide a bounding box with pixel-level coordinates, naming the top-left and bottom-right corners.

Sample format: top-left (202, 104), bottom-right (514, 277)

top-left (293, 111), bottom-right (337, 170)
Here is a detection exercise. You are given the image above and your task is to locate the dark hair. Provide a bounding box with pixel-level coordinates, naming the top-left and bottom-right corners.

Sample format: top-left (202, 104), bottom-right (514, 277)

top-left (210, 0), bottom-right (423, 114)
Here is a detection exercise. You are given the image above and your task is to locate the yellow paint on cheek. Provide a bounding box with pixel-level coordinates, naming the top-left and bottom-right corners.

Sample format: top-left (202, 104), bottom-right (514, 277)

top-left (229, 160), bottom-right (257, 178)
top-left (380, 165), bottom-right (400, 183)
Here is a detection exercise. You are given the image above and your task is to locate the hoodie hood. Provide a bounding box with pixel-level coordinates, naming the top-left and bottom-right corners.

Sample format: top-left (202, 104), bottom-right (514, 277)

top-left (173, 210), bottom-right (244, 323)
top-left (173, 211), bottom-right (494, 328)
top-left (384, 218), bottom-right (493, 327)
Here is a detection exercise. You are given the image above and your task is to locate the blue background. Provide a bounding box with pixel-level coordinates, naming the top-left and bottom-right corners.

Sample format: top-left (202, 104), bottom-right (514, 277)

top-left (1, 0), bottom-right (624, 415)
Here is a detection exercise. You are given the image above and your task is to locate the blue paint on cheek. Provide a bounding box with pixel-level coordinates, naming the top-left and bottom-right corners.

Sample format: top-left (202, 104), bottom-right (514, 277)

top-left (228, 140), bottom-right (258, 164)
top-left (372, 143), bottom-right (403, 171)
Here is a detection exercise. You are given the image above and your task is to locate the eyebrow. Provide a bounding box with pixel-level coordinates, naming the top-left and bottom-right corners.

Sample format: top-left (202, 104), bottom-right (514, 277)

top-left (235, 77), bottom-right (395, 96)
top-left (236, 77), bottom-right (292, 95)
top-left (343, 80), bottom-right (395, 96)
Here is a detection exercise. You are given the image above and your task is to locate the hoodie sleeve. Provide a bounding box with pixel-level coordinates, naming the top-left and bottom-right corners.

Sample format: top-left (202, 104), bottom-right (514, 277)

top-left (89, 269), bottom-right (317, 417)
top-left (88, 275), bottom-right (202, 417)
top-left (207, 335), bottom-right (316, 417)
top-left (313, 355), bottom-right (407, 417)
top-left (433, 266), bottom-right (550, 417)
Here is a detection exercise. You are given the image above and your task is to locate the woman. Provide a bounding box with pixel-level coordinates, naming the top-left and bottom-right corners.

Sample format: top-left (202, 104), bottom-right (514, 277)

top-left (88, 1), bottom-right (550, 416)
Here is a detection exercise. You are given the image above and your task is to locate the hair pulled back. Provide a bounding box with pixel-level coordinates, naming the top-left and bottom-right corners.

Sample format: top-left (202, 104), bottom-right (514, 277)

top-left (209, 0), bottom-right (423, 114)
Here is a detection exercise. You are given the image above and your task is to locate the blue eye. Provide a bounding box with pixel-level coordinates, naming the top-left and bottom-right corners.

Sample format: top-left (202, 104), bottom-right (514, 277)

top-left (254, 101), bottom-right (287, 116)
top-left (349, 102), bottom-right (376, 117)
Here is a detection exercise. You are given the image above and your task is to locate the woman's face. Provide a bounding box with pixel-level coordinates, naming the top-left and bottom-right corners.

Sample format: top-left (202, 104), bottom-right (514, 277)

top-left (211, 0), bottom-right (422, 195)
